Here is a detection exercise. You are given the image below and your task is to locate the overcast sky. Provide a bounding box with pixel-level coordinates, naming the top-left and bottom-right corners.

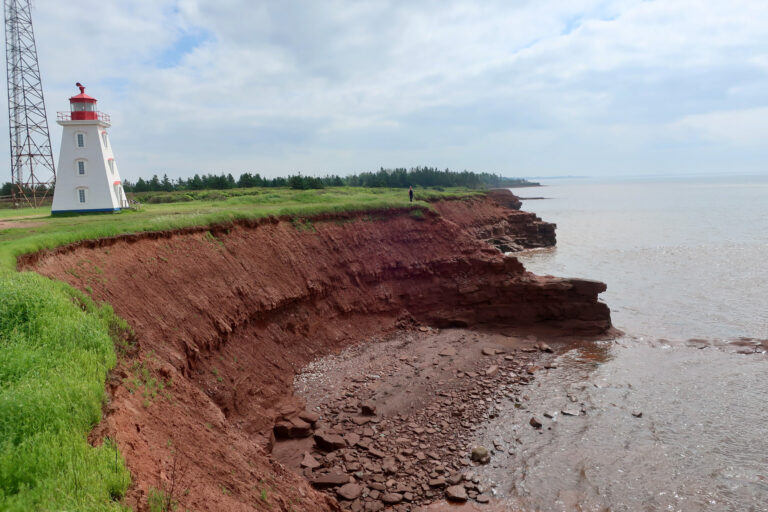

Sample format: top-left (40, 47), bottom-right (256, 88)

top-left (8, 0), bottom-right (768, 180)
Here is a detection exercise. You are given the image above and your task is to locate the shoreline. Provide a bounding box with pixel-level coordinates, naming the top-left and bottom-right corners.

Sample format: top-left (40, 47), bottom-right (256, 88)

top-left (274, 326), bottom-right (618, 510)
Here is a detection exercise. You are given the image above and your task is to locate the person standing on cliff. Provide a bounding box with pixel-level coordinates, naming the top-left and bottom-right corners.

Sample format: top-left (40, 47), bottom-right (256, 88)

top-left (409, 186), bottom-right (414, 203)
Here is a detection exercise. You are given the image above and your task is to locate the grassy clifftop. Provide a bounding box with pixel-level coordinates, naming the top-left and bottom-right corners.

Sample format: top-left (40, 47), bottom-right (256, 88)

top-left (0, 187), bottom-right (480, 271)
top-left (0, 186), bottom-right (480, 510)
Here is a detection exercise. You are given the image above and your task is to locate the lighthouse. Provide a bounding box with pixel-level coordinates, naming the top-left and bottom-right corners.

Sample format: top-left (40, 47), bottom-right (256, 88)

top-left (51, 83), bottom-right (128, 213)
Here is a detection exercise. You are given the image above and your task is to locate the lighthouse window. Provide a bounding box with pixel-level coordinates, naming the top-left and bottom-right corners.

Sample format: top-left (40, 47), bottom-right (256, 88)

top-left (102, 132), bottom-right (108, 148)
top-left (77, 160), bottom-right (85, 175)
top-left (76, 133), bottom-right (85, 148)
top-left (72, 102), bottom-right (94, 112)
top-left (108, 159), bottom-right (115, 174)
top-left (78, 189), bottom-right (86, 203)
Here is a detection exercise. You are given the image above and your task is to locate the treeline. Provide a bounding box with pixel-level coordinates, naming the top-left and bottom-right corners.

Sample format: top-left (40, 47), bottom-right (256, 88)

top-left (0, 182), bottom-right (51, 197)
top-left (122, 167), bottom-right (536, 193)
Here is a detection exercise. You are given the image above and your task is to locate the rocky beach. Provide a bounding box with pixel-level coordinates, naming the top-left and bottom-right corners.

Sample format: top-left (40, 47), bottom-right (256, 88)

top-left (273, 327), bottom-right (584, 510)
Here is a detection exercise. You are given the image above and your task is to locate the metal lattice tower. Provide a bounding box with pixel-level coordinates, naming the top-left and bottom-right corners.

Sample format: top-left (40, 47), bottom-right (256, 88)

top-left (4, 0), bottom-right (54, 207)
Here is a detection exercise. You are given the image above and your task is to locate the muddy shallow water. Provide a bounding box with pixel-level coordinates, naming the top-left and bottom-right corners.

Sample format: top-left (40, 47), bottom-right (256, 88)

top-left (473, 339), bottom-right (768, 511)
top-left (493, 176), bottom-right (768, 511)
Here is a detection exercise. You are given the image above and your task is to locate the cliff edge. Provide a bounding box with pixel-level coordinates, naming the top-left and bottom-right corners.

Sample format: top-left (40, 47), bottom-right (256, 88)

top-left (26, 193), bottom-right (609, 511)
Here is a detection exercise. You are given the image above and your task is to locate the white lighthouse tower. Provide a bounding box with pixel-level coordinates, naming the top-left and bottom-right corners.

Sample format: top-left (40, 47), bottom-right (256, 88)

top-left (52, 84), bottom-right (128, 214)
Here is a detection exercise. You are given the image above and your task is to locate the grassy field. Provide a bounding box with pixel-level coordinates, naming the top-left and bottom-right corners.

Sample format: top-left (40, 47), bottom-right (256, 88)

top-left (0, 186), bottom-right (480, 510)
top-left (0, 186), bottom-right (479, 271)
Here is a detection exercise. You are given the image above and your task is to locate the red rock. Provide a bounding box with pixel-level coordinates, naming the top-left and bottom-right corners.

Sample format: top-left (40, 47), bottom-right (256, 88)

top-left (310, 472), bottom-right (349, 488)
top-left (361, 402), bottom-right (377, 416)
top-left (428, 477), bottom-right (446, 488)
top-left (351, 416), bottom-right (372, 426)
top-left (382, 457), bottom-right (397, 474)
top-left (337, 483), bottom-right (362, 500)
top-left (300, 451), bottom-right (322, 469)
top-left (299, 410), bottom-right (321, 424)
top-left (529, 417), bottom-right (542, 428)
top-left (445, 485), bottom-right (468, 502)
top-left (368, 448), bottom-right (386, 459)
top-left (314, 431), bottom-right (347, 451)
top-left (381, 492), bottom-right (403, 504)
top-left (485, 365), bottom-right (499, 376)
top-left (273, 416), bottom-right (313, 439)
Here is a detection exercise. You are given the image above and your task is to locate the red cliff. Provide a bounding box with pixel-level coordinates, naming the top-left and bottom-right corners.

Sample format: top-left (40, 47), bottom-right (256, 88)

top-left (26, 193), bottom-right (609, 511)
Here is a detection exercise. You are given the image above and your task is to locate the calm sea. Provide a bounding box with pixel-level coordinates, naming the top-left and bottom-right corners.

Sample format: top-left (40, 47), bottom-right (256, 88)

top-left (475, 175), bottom-right (768, 511)
top-left (519, 174), bottom-right (768, 340)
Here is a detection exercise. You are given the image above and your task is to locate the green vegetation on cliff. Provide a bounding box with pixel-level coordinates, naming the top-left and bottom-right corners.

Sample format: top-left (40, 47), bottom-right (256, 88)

top-left (0, 274), bottom-right (131, 511)
top-left (0, 186), bottom-right (480, 510)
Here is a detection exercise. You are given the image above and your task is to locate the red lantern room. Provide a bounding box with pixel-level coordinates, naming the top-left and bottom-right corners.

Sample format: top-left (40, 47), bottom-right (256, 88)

top-left (69, 82), bottom-right (98, 120)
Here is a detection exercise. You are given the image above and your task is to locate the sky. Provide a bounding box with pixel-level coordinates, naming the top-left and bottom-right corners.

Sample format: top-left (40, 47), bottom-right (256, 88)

top-left (5, 0), bottom-right (768, 181)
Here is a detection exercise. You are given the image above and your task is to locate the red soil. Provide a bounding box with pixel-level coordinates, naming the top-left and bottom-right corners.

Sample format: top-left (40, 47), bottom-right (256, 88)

top-left (26, 192), bottom-right (610, 511)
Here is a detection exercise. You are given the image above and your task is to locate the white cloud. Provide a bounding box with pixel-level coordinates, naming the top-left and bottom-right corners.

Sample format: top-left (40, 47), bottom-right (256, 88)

top-left (3, 0), bottom-right (766, 180)
top-left (673, 107), bottom-right (768, 146)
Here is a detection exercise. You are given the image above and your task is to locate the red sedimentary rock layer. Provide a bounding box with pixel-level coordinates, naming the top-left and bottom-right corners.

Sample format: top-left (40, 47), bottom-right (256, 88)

top-left (434, 190), bottom-right (556, 251)
top-left (26, 192), bottom-right (609, 511)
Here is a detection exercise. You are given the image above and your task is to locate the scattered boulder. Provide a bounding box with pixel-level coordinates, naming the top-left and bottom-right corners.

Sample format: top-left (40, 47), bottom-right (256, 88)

top-left (476, 494), bottom-right (491, 503)
top-left (536, 342), bottom-right (554, 353)
top-left (300, 452), bottom-right (322, 469)
top-left (439, 347), bottom-right (458, 357)
top-left (632, 410), bottom-right (643, 418)
top-left (529, 417), bottom-right (542, 429)
top-left (361, 402), bottom-right (377, 416)
top-left (446, 472), bottom-right (463, 486)
top-left (445, 485), bottom-right (468, 502)
top-left (485, 365), bottom-right (499, 377)
top-left (273, 416), bottom-right (313, 439)
top-left (337, 483), bottom-right (362, 500)
top-left (382, 457), bottom-right (397, 475)
top-left (470, 446), bottom-right (490, 464)
top-left (381, 492), bottom-right (403, 504)
top-left (299, 410), bottom-right (321, 424)
top-left (345, 432), bottom-right (361, 447)
top-left (310, 472), bottom-right (349, 488)
top-left (561, 407), bottom-right (581, 416)
top-left (428, 477), bottom-right (446, 488)
top-left (314, 431), bottom-right (346, 451)
top-left (481, 347), bottom-right (497, 356)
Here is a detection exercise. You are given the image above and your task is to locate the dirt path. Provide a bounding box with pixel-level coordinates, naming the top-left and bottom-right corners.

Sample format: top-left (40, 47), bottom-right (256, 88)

top-left (272, 326), bottom-right (583, 511)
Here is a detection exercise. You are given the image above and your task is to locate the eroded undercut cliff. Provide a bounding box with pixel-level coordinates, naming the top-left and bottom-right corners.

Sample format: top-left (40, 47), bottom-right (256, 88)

top-left (27, 191), bottom-right (610, 511)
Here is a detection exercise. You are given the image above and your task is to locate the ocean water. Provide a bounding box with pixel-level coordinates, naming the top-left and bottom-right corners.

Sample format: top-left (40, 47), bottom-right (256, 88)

top-left (476, 175), bottom-right (768, 511)
top-left (519, 174), bottom-right (768, 341)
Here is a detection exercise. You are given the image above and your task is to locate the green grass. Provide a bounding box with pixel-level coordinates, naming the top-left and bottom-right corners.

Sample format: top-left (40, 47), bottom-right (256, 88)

top-left (0, 187), bottom-right (480, 271)
top-left (0, 273), bottom-right (131, 510)
top-left (0, 186), bottom-right (481, 510)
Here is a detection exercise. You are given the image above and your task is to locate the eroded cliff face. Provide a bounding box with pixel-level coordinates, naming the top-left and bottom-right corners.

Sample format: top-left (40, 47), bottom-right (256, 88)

top-left (434, 191), bottom-right (556, 251)
top-left (26, 193), bottom-right (609, 511)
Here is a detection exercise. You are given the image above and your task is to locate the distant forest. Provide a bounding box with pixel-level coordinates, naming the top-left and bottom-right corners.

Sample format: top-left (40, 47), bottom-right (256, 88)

top-left (121, 167), bottom-right (538, 193)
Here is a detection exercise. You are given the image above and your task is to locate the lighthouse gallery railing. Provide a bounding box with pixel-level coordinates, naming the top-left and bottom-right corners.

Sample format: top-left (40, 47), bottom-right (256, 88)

top-left (57, 111), bottom-right (111, 123)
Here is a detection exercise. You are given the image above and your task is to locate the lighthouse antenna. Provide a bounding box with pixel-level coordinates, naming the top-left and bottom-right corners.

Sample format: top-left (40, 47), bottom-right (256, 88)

top-left (3, 0), bottom-right (56, 207)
